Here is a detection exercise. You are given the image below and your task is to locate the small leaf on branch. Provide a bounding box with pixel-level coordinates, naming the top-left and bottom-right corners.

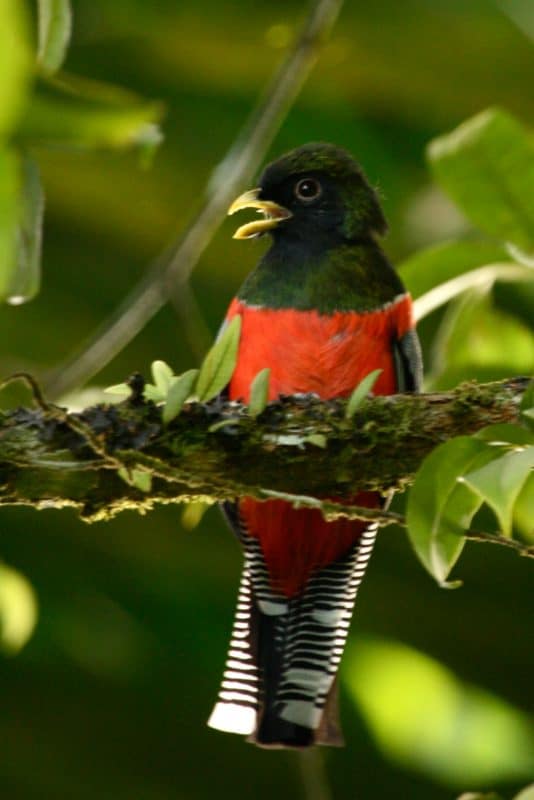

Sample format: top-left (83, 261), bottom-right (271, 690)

top-left (104, 383), bottom-right (132, 397)
top-left (151, 360), bottom-right (174, 394)
top-left (118, 467), bottom-right (152, 493)
top-left (345, 369), bottom-right (382, 419)
top-left (181, 501), bottom-right (209, 530)
top-left (462, 446), bottom-right (534, 537)
top-left (162, 369), bottom-right (198, 424)
top-left (196, 315), bottom-right (241, 402)
top-left (248, 368), bottom-right (270, 417)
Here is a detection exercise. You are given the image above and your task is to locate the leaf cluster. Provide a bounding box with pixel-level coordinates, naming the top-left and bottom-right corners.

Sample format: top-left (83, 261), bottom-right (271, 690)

top-left (0, 0), bottom-right (163, 306)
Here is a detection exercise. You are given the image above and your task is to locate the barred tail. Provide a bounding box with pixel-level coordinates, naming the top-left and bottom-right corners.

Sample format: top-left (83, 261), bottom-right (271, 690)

top-left (208, 524), bottom-right (377, 748)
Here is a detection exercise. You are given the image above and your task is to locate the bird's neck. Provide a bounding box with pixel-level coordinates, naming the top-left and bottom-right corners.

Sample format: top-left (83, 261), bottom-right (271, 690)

top-left (237, 235), bottom-right (406, 313)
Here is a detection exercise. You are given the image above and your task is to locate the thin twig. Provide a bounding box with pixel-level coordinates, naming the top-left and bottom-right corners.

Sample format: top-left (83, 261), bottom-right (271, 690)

top-left (263, 491), bottom-right (534, 559)
top-left (43, 0), bottom-right (344, 400)
top-left (0, 372), bottom-right (53, 413)
top-left (466, 529), bottom-right (534, 558)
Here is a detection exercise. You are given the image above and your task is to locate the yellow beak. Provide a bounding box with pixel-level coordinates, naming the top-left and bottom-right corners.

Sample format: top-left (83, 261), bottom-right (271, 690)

top-left (228, 188), bottom-right (292, 239)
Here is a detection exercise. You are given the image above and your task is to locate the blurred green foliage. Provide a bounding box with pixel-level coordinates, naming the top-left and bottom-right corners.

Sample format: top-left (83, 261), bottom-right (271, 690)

top-left (0, 1), bottom-right (533, 798)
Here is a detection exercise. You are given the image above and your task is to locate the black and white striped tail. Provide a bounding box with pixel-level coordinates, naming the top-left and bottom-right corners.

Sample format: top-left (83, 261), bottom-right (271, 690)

top-left (208, 518), bottom-right (377, 748)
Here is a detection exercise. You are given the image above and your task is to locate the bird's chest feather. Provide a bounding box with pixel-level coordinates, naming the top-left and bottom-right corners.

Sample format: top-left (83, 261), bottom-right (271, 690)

top-left (226, 295), bottom-right (413, 401)
top-left (224, 295), bottom-right (414, 597)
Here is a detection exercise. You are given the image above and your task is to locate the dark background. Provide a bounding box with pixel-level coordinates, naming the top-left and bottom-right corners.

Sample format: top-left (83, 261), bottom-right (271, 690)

top-left (1, 1), bottom-right (533, 798)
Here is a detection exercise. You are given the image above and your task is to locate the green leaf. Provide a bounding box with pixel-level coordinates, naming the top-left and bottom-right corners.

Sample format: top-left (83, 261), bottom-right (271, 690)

top-left (0, 562), bottom-right (37, 654)
top-left (462, 446), bottom-right (534, 537)
top-left (117, 467), bottom-right (152, 493)
top-left (304, 433), bottom-right (327, 448)
top-left (427, 108), bottom-right (534, 253)
top-left (399, 240), bottom-right (509, 300)
top-left (162, 369), bottom-right (198, 424)
top-left (37, 0), bottom-right (72, 74)
top-left (429, 290), bottom-right (534, 391)
top-left (0, 0), bottom-right (31, 137)
top-left (104, 383), bottom-right (132, 397)
top-left (248, 368), bottom-right (270, 417)
top-left (181, 501), bottom-right (209, 530)
top-left (7, 155), bottom-right (44, 305)
top-left (0, 146), bottom-right (20, 302)
top-left (143, 384), bottom-right (165, 403)
top-left (151, 360), bottom-right (174, 395)
top-left (196, 315), bottom-right (241, 402)
top-left (345, 637), bottom-right (534, 787)
top-left (18, 74), bottom-right (164, 152)
top-left (345, 369), bottom-right (382, 419)
top-left (407, 437), bottom-right (500, 584)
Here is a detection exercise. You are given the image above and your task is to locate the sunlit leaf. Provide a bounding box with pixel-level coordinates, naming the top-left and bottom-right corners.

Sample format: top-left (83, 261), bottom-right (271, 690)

top-left (162, 369), bottom-right (198, 424)
top-left (427, 108), bottom-right (534, 253)
top-left (143, 384), bottom-right (166, 403)
top-left (345, 369), bottom-right (382, 419)
top-left (37, 0), bottom-right (72, 74)
top-left (181, 501), bottom-right (209, 530)
top-left (345, 637), bottom-right (534, 786)
top-left (8, 155), bottom-right (45, 305)
top-left (151, 360), bottom-right (174, 395)
top-left (0, 0), bottom-right (31, 137)
top-left (0, 145), bottom-right (20, 302)
top-left (0, 562), bottom-right (38, 654)
top-left (407, 437), bottom-right (500, 584)
top-left (196, 315), bottom-right (241, 402)
top-left (462, 446), bottom-right (534, 537)
top-left (248, 367), bottom-right (270, 418)
top-left (104, 383), bottom-right (132, 397)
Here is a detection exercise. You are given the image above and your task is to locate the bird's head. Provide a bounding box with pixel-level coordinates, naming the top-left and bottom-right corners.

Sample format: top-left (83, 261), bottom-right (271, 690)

top-left (228, 142), bottom-right (387, 245)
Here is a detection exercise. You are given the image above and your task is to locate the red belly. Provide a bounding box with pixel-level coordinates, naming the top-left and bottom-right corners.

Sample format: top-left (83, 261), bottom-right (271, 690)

top-left (225, 296), bottom-right (414, 596)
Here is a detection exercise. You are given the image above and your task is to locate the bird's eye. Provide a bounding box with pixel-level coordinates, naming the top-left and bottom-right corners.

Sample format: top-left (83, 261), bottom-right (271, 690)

top-left (294, 178), bottom-right (322, 202)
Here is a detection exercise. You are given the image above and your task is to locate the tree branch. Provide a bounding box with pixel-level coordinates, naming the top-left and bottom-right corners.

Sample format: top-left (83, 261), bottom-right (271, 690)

top-left (0, 377), bottom-right (528, 526)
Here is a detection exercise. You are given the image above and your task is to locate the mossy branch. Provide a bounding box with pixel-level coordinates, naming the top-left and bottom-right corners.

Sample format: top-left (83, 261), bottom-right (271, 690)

top-left (0, 375), bottom-right (528, 524)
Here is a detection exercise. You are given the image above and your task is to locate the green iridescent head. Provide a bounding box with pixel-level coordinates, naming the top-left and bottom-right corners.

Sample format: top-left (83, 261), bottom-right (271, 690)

top-left (229, 142), bottom-right (387, 243)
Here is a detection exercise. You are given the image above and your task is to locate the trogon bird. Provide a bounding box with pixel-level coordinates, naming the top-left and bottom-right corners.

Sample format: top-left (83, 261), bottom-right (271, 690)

top-left (207, 143), bottom-right (422, 749)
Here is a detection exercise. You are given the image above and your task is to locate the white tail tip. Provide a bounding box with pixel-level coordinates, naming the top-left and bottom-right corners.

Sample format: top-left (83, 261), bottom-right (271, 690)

top-left (207, 702), bottom-right (257, 735)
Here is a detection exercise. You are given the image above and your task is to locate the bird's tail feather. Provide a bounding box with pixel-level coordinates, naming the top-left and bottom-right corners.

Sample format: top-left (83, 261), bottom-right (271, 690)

top-left (208, 525), bottom-right (377, 747)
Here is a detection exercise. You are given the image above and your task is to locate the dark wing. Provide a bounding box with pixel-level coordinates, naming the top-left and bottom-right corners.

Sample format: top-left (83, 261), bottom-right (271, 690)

top-left (393, 328), bottom-right (423, 393)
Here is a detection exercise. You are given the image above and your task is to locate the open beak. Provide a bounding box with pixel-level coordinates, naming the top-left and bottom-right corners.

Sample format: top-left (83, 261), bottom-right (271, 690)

top-left (228, 188), bottom-right (292, 239)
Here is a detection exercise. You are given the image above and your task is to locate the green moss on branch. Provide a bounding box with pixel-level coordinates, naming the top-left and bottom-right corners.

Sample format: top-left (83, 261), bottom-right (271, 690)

top-left (0, 376), bottom-right (528, 522)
